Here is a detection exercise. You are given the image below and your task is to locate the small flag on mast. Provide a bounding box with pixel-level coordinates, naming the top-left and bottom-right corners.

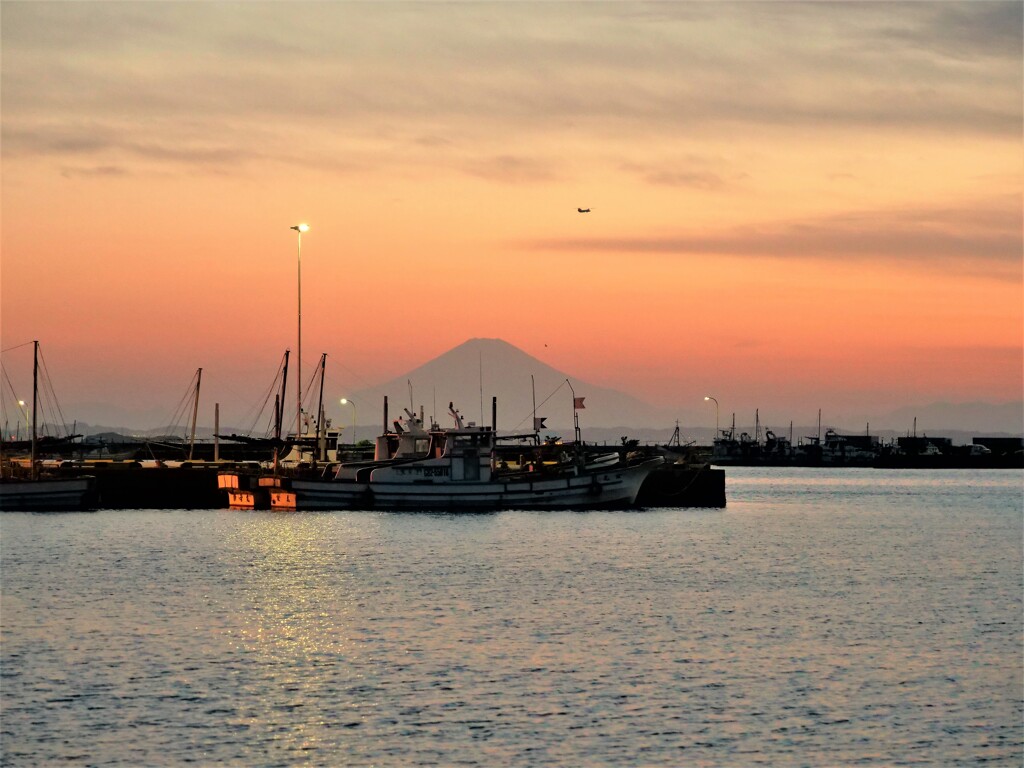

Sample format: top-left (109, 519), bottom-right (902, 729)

top-left (533, 417), bottom-right (547, 431)
top-left (573, 397), bottom-right (586, 410)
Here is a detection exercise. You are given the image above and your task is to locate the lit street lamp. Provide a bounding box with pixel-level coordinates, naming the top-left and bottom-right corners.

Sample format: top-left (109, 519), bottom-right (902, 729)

top-left (14, 399), bottom-right (30, 439)
top-left (704, 395), bottom-right (719, 437)
top-left (340, 397), bottom-right (357, 444)
top-left (290, 223), bottom-right (309, 437)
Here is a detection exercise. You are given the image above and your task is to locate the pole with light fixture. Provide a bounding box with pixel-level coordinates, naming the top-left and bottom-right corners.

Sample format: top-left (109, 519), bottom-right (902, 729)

top-left (704, 395), bottom-right (719, 438)
top-left (16, 400), bottom-right (29, 430)
top-left (340, 397), bottom-right (357, 446)
top-left (290, 223), bottom-right (309, 438)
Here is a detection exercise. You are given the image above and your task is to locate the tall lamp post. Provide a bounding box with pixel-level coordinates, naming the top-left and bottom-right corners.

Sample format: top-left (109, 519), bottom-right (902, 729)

top-left (290, 223), bottom-right (309, 437)
top-left (340, 397), bottom-right (357, 445)
top-left (704, 396), bottom-right (719, 439)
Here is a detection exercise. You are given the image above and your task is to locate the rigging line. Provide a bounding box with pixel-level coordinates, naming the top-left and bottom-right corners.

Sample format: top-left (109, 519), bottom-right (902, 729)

top-left (162, 369), bottom-right (200, 438)
top-left (0, 341), bottom-right (36, 354)
top-left (163, 391), bottom-right (190, 436)
top-left (299, 359), bottom-right (325, 418)
top-left (235, 355), bottom-right (286, 437)
top-left (0, 365), bottom-right (32, 435)
top-left (244, 379), bottom-right (278, 437)
top-left (0, 367), bottom-right (23, 430)
top-left (251, 364), bottom-right (283, 438)
top-left (508, 380), bottom-right (568, 432)
top-left (1, 364), bottom-right (22, 407)
top-left (36, 346), bottom-right (72, 438)
top-left (319, 369), bottom-right (372, 412)
top-left (319, 353), bottom-right (378, 395)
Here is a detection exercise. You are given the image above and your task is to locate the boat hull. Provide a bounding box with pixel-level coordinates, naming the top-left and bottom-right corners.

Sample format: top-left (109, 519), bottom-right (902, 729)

top-left (0, 477), bottom-right (95, 511)
top-left (285, 459), bottom-right (662, 511)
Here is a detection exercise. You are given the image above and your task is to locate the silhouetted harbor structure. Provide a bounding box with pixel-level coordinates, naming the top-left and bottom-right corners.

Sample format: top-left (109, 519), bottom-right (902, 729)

top-left (2, 444), bottom-right (725, 511)
top-left (706, 415), bottom-right (1022, 468)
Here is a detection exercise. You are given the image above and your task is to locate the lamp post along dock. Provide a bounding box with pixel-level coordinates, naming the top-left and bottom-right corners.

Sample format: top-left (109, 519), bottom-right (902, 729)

top-left (290, 223), bottom-right (309, 438)
top-left (704, 395), bottom-right (719, 439)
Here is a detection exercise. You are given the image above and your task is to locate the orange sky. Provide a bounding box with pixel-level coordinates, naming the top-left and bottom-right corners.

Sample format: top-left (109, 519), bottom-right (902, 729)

top-left (2, 2), bottom-right (1021, 430)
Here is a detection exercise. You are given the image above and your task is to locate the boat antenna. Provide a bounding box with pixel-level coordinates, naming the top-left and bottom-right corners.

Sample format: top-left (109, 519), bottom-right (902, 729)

top-left (566, 378), bottom-right (581, 447)
top-left (479, 350), bottom-right (484, 425)
top-left (531, 374), bottom-right (537, 440)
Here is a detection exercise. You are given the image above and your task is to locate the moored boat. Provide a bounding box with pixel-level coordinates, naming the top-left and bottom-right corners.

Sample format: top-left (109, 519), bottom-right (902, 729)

top-left (276, 407), bottom-right (664, 511)
top-left (1, 341), bottom-right (95, 511)
top-left (0, 475), bottom-right (94, 511)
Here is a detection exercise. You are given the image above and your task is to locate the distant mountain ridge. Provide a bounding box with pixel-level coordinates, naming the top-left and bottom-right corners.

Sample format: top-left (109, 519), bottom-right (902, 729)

top-left (878, 401), bottom-right (1023, 436)
top-left (350, 337), bottom-right (671, 433)
top-left (59, 338), bottom-right (1021, 438)
top-left (349, 338), bottom-right (1023, 437)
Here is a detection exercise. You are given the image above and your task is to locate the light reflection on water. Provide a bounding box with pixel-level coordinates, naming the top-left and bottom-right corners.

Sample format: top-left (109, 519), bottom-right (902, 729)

top-left (1, 469), bottom-right (1021, 766)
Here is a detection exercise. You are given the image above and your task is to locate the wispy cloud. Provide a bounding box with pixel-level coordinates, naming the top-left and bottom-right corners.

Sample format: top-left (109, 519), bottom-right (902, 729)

top-left (525, 197), bottom-right (1023, 277)
top-left (59, 165), bottom-right (128, 179)
top-left (619, 159), bottom-right (729, 190)
top-left (4, 124), bottom-right (262, 172)
top-left (2, 2), bottom-right (1020, 177)
top-left (463, 154), bottom-right (561, 184)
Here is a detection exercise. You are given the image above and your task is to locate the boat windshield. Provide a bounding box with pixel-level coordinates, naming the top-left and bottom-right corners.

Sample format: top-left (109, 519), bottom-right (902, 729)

top-left (447, 430), bottom-right (493, 452)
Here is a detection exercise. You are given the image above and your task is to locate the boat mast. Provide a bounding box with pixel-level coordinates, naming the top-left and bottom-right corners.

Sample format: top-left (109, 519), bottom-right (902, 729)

top-left (31, 340), bottom-right (38, 481)
top-left (314, 353), bottom-right (326, 464)
top-left (277, 350), bottom-right (290, 442)
top-left (272, 350), bottom-right (289, 474)
top-left (188, 367), bottom-right (202, 461)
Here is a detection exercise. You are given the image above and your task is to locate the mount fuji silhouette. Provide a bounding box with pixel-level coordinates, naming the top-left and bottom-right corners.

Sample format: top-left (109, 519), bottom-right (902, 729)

top-left (349, 338), bottom-right (671, 432)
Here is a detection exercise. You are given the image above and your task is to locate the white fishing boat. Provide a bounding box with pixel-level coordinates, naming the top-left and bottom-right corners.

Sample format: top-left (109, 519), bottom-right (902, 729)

top-left (272, 405), bottom-right (663, 511)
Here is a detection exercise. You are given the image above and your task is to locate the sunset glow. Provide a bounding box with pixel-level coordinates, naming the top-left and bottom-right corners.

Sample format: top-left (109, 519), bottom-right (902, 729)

top-left (2, 2), bottom-right (1021, 430)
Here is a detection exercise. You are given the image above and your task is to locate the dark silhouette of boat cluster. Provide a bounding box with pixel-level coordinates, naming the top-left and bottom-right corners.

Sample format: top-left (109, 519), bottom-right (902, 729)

top-left (708, 414), bottom-right (1022, 468)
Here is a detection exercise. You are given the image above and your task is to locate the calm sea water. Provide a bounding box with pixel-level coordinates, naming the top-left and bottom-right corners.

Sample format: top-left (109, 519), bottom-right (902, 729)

top-left (2, 468), bottom-right (1021, 766)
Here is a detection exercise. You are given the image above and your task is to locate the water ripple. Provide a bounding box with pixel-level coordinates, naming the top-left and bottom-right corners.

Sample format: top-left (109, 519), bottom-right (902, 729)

top-left (1, 470), bottom-right (1021, 765)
